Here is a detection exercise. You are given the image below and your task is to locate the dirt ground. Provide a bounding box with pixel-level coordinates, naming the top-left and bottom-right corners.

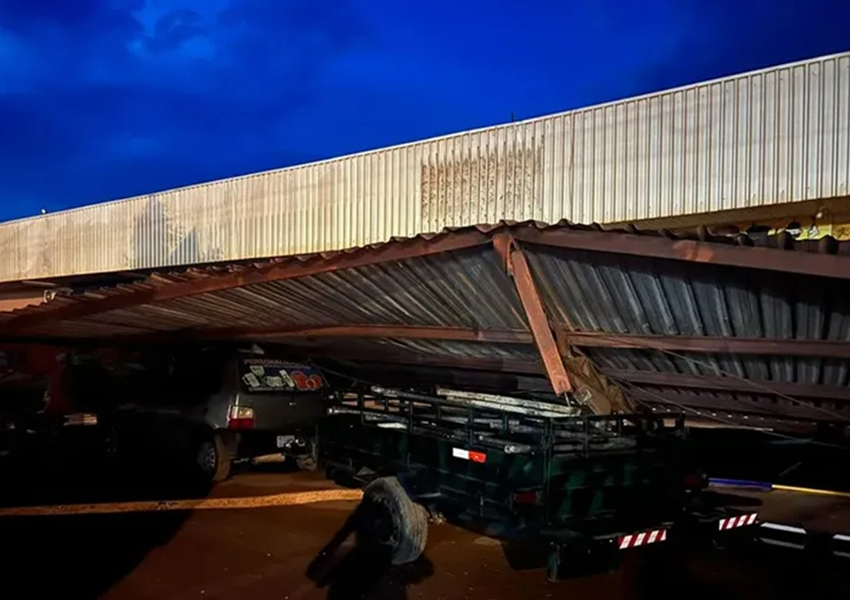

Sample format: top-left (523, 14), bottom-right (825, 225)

top-left (0, 468), bottom-right (848, 600)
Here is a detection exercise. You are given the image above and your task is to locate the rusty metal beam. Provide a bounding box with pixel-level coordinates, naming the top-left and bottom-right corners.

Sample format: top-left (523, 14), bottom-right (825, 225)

top-left (493, 233), bottom-right (572, 394)
top-left (563, 330), bottom-right (850, 359)
top-left (605, 368), bottom-right (850, 402)
top-left (307, 348), bottom-right (544, 375)
top-left (95, 324), bottom-right (534, 347)
top-left (212, 324), bottom-right (534, 344)
top-left (511, 226), bottom-right (850, 281)
top-left (1, 230), bottom-right (492, 333)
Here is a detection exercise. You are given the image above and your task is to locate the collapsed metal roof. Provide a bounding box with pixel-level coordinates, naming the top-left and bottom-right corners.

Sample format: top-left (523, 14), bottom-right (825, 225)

top-left (2, 220), bottom-right (850, 432)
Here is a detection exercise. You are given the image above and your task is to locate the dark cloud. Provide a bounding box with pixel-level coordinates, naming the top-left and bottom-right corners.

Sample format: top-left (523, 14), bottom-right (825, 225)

top-left (0, 0), bottom-right (848, 222)
top-left (0, 0), bottom-right (373, 218)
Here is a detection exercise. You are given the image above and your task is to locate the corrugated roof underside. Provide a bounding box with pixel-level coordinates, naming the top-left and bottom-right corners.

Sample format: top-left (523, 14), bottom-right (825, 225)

top-left (5, 222), bottom-right (850, 429)
top-left (524, 244), bottom-right (850, 425)
top-left (526, 246), bottom-right (850, 386)
top-left (11, 247), bottom-right (529, 338)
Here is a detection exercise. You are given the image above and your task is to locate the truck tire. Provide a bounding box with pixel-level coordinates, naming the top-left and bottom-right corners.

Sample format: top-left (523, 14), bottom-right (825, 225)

top-left (356, 476), bottom-right (428, 565)
top-left (196, 433), bottom-right (232, 483)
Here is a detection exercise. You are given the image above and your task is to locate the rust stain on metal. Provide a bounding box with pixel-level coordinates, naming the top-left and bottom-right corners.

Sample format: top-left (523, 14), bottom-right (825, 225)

top-left (0, 293), bottom-right (45, 313)
top-left (420, 142), bottom-right (543, 229)
top-left (493, 234), bottom-right (571, 394)
top-left (492, 232), bottom-right (513, 273)
top-left (671, 241), bottom-right (716, 263)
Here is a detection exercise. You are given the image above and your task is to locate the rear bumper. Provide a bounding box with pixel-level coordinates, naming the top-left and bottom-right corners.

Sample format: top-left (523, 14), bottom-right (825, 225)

top-left (545, 508), bottom-right (760, 581)
top-left (232, 428), bottom-right (316, 460)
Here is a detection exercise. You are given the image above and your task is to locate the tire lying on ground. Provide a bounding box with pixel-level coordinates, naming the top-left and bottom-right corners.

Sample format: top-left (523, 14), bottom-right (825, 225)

top-left (355, 476), bottom-right (429, 566)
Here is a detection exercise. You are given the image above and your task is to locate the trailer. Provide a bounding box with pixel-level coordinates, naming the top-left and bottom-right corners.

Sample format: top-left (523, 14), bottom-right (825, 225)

top-left (318, 385), bottom-right (760, 581)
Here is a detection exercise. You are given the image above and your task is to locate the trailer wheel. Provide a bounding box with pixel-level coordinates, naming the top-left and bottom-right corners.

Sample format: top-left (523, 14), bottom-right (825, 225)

top-left (196, 433), bottom-right (232, 483)
top-left (356, 476), bottom-right (428, 565)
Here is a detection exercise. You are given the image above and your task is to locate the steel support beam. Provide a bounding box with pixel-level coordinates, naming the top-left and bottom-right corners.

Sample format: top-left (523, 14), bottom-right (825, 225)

top-left (309, 348), bottom-right (544, 375)
top-left (563, 330), bottom-right (850, 359)
top-left (510, 226), bottom-right (850, 281)
top-left (211, 324), bottom-right (535, 344)
top-left (93, 324), bottom-right (534, 347)
top-left (605, 368), bottom-right (850, 402)
top-left (1, 230), bottom-right (493, 333)
top-left (493, 233), bottom-right (571, 394)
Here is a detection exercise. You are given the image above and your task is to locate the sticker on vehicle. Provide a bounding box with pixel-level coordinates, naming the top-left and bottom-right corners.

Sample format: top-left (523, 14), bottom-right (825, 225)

top-left (279, 370), bottom-right (296, 388)
top-left (264, 376), bottom-right (285, 388)
top-left (240, 359), bottom-right (324, 393)
top-left (242, 372), bottom-right (261, 388)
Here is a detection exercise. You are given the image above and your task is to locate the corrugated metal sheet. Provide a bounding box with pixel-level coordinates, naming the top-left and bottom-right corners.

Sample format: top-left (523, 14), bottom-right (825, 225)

top-left (1, 245), bottom-right (529, 338)
top-left (523, 242), bottom-right (850, 426)
top-left (3, 220), bottom-right (850, 430)
top-left (1, 52), bottom-right (849, 283)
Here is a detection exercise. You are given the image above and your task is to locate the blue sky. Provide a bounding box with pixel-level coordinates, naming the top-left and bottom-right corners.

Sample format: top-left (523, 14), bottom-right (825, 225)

top-left (0, 0), bottom-right (848, 222)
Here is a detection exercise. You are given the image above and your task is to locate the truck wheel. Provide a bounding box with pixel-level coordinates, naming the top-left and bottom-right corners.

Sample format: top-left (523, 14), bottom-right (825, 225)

top-left (356, 476), bottom-right (428, 565)
top-left (196, 433), bottom-right (232, 483)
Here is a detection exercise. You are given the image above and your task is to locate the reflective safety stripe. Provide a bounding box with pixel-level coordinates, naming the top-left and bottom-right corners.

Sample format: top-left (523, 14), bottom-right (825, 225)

top-left (719, 512), bottom-right (758, 530)
top-left (452, 447), bottom-right (487, 463)
top-left (617, 528), bottom-right (667, 549)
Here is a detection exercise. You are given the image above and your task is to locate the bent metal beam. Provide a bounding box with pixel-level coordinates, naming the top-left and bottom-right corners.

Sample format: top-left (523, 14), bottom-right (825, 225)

top-left (510, 227), bottom-right (850, 281)
top-left (493, 233), bottom-right (572, 395)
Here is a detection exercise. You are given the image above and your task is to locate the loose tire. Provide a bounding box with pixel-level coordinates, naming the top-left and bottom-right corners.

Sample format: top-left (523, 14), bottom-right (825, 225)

top-left (196, 433), bottom-right (232, 483)
top-left (356, 476), bottom-right (428, 565)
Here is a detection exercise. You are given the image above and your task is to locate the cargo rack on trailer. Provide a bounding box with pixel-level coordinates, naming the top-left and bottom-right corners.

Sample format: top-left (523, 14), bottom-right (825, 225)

top-left (318, 385), bottom-right (759, 581)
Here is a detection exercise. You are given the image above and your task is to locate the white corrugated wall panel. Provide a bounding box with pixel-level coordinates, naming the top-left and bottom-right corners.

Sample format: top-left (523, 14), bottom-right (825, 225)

top-left (0, 52), bottom-right (848, 283)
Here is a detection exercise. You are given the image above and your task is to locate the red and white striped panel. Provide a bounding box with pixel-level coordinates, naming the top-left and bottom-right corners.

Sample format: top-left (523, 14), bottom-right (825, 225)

top-left (452, 447), bottom-right (487, 463)
top-left (719, 512), bottom-right (758, 530)
top-left (617, 528), bottom-right (668, 550)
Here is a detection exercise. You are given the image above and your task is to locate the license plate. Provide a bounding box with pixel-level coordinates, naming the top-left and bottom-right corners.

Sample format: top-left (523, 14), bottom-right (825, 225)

top-left (276, 435), bottom-right (294, 448)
